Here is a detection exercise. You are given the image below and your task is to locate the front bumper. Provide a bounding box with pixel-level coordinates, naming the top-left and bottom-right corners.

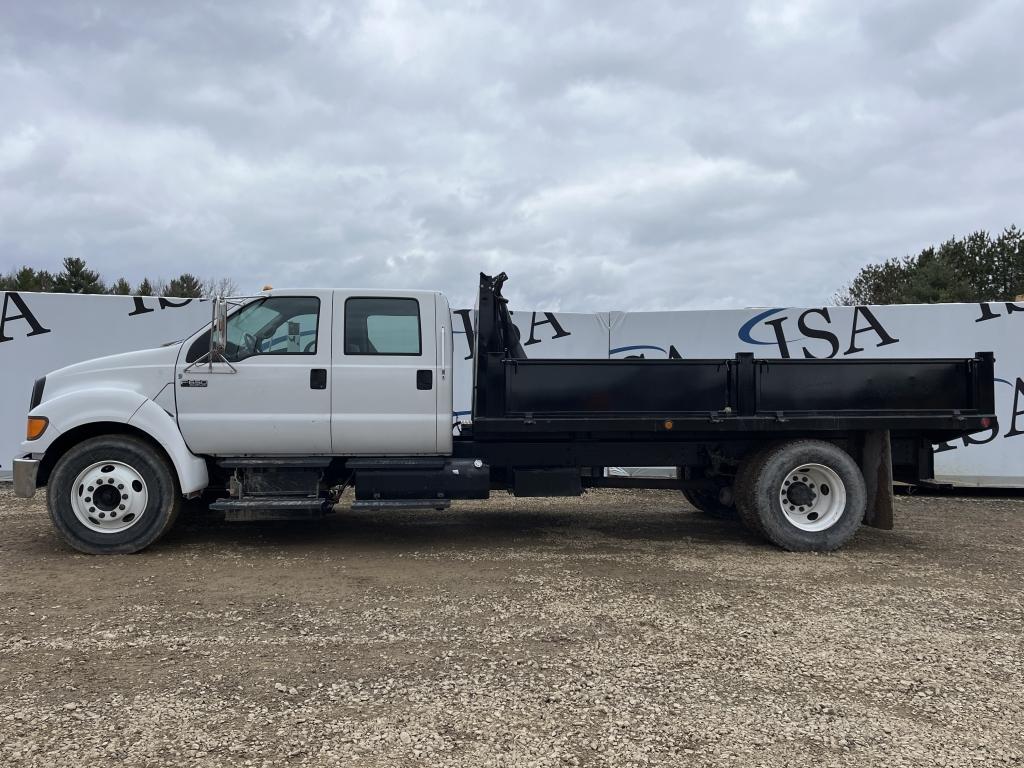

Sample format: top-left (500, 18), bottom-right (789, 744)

top-left (13, 457), bottom-right (40, 499)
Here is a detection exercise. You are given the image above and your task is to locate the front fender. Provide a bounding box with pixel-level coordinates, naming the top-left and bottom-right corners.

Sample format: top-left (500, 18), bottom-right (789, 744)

top-left (129, 399), bottom-right (210, 495)
top-left (25, 388), bottom-right (146, 454)
top-left (23, 388), bottom-right (209, 496)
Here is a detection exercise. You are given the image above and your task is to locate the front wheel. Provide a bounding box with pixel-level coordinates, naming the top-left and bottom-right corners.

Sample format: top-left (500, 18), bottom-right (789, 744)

top-left (736, 440), bottom-right (865, 552)
top-left (47, 435), bottom-right (181, 554)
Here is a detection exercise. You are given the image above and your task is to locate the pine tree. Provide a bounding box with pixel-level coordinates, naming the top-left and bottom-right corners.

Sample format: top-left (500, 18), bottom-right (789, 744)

top-left (53, 257), bottom-right (105, 294)
top-left (165, 273), bottom-right (204, 298)
top-left (136, 278), bottom-right (155, 296)
top-left (0, 266), bottom-right (56, 292)
top-left (109, 278), bottom-right (132, 295)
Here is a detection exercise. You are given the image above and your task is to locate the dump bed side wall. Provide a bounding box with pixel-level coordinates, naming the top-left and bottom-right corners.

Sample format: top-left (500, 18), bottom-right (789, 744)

top-left (756, 359), bottom-right (973, 413)
top-left (504, 360), bottom-right (729, 414)
top-left (501, 356), bottom-right (991, 418)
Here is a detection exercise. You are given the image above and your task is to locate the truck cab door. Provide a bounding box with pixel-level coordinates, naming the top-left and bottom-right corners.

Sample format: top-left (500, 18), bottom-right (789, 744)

top-left (331, 292), bottom-right (440, 455)
top-left (175, 292), bottom-right (333, 455)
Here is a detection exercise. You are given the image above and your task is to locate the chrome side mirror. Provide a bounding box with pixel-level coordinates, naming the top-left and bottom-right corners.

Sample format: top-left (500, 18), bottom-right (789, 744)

top-left (211, 295), bottom-right (228, 358)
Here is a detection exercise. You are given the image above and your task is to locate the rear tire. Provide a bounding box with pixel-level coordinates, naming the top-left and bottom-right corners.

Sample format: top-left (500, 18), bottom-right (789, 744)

top-left (742, 440), bottom-right (865, 552)
top-left (47, 435), bottom-right (181, 554)
top-left (682, 486), bottom-right (736, 518)
top-left (734, 447), bottom-right (771, 536)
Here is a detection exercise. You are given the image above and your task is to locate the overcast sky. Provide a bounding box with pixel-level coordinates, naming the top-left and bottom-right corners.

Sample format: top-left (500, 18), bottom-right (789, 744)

top-left (1, 1), bottom-right (1022, 311)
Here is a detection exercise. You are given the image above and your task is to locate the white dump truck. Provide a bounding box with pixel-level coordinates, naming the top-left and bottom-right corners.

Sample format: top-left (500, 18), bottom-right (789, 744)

top-left (14, 273), bottom-right (996, 554)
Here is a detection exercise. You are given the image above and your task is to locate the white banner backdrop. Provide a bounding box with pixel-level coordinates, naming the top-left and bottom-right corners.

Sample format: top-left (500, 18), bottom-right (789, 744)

top-left (3, 291), bottom-right (1021, 486)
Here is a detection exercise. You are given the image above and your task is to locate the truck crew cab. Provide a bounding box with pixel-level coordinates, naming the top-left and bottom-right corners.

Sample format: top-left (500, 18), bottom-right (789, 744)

top-left (14, 273), bottom-right (997, 555)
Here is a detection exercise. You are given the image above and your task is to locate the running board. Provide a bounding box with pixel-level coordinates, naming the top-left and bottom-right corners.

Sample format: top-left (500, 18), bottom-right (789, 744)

top-left (210, 497), bottom-right (334, 522)
top-left (350, 499), bottom-right (452, 511)
top-left (218, 457), bottom-right (332, 469)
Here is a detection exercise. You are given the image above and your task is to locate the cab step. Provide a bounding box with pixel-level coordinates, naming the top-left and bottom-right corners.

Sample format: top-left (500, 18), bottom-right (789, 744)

top-left (218, 457), bottom-right (332, 469)
top-left (350, 499), bottom-right (452, 511)
top-left (210, 497), bottom-right (334, 522)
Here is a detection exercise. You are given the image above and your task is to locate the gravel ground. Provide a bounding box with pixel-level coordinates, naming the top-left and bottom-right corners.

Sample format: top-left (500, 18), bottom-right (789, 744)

top-left (1, 485), bottom-right (1022, 768)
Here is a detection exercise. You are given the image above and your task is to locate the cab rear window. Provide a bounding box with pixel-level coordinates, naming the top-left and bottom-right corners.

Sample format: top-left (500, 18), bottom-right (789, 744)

top-left (344, 298), bottom-right (421, 355)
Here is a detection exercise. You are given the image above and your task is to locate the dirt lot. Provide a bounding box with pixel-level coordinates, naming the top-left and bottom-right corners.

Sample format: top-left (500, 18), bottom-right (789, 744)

top-left (1, 486), bottom-right (1022, 768)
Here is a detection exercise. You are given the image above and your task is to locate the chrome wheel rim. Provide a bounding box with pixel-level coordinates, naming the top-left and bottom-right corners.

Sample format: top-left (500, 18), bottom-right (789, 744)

top-left (70, 461), bottom-right (149, 534)
top-left (778, 463), bottom-right (846, 532)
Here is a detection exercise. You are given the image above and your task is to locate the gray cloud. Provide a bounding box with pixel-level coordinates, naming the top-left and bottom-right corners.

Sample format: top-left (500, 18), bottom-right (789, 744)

top-left (2, 0), bottom-right (1022, 311)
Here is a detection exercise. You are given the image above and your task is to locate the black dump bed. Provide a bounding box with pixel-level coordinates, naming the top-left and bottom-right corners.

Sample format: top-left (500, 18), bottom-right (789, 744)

top-left (470, 273), bottom-right (996, 442)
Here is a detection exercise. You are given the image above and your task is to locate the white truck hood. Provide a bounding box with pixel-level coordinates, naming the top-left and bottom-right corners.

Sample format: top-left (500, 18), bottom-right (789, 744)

top-left (40, 344), bottom-right (182, 405)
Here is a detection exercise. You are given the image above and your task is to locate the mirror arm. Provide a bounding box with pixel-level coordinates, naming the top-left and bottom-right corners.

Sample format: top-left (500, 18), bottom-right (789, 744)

top-left (182, 350), bottom-right (236, 374)
top-left (182, 293), bottom-right (237, 374)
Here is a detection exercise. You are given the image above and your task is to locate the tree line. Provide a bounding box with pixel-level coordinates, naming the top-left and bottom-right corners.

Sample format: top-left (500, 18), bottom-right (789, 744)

top-left (0, 257), bottom-right (237, 298)
top-left (4, 228), bottom-right (1022, 306)
top-left (834, 225), bottom-right (1024, 305)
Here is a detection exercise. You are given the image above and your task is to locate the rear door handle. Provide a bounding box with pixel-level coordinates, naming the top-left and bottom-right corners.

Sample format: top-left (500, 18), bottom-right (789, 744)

top-left (416, 369), bottom-right (433, 390)
top-left (310, 369), bottom-right (327, 389)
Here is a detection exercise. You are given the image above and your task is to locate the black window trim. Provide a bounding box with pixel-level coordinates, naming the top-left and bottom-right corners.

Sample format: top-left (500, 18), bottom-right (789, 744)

top-left (343, 296), bottom-right (423, 357)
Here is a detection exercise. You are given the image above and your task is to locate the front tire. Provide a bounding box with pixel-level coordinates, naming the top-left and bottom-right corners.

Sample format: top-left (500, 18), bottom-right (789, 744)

top-left (47, 435), bottom-right (181, 554)
top-left (738, 440), bottom-right (865, 552)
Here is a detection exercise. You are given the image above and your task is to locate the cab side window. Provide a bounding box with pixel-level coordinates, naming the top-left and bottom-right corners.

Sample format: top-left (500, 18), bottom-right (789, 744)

top-left (345, 298), bottom-right (421, 355)
top-left (226, 297), bottom-right (320, 361)
top-left (187, 296), bottom-right (320, 363)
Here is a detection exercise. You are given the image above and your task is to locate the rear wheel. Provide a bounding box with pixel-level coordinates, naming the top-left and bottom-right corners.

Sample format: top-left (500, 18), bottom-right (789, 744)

top-left (47, 435), bottom-right (181, 554)
top-left (682, 485), bottom-right (736, 518)
top-left (738, 440), bottom-right (865, 552)
top-left (734, 447), bottom-right (771, 536)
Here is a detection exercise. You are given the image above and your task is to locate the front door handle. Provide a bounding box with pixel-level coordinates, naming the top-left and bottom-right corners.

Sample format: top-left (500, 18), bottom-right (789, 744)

top-left (310, 369), bottom-right (327, 389)
top-left (416, 369), bottom-right (433, 390)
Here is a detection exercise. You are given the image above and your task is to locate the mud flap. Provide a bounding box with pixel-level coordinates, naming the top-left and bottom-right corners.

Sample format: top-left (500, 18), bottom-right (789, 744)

top-left (859, 430), bottom-right (894, 530)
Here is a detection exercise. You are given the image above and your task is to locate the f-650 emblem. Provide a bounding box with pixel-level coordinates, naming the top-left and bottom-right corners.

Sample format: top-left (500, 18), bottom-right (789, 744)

top-left (179, 379), bottom-right (208, 388)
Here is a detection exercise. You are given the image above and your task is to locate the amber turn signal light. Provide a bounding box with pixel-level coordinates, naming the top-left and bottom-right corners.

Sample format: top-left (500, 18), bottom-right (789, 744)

top-left (26, 416), bottom-right (48, 440)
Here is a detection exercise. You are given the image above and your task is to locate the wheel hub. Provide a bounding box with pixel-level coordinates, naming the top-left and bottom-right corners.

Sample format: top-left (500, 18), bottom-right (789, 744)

top-left (70, 461), bottom-right (149, 534)
top-left (785, 481), bottom-right (815, 507)
top-left (778, 464), bottom-right (846, 532)
top-left (92, 484), bottom-right (121, 511)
